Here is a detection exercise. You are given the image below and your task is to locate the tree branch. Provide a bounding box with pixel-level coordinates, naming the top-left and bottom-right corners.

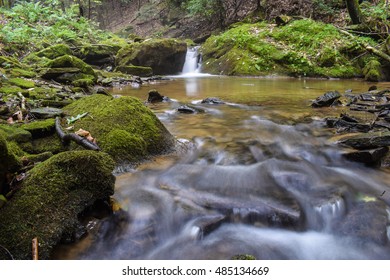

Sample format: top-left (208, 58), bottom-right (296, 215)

top-left (55, 117), bottom-right (101, 151)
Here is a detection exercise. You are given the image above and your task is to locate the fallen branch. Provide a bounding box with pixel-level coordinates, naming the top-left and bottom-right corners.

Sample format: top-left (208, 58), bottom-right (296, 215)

top-left (366, 45), bottom-right (390, 63)
top-left (55, 117), bottom-right (101, 151)
top-left (0, 244), bottom-right (14, 260)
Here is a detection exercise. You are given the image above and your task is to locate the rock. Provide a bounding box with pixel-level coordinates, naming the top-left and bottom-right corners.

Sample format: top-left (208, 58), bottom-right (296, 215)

top-left (0, 105), bottom-right (9, 116)
top-left (20, 119), bottom-right (56, 139)
top-left (77, 44), bottom-right (121, 66)
top-left (343, 146), bottom-right (389, 166)
top-left (0, 150), bottom-right (115, 259)
top-left (34, 44), bottom-right (73, 60)
top-left (42, 55), bottom-right (97, 84)
top-left (338, 131), bottom-right (390, 150)
top-left (334, 200), bottom-right (389, 245)
top-left (0, 124), bottom-right (32, 143)
top-left (115, 65), bottom-right (153, 77)
top-left (116, 39), bottom-right (187, 75)
top-left (147, 89), bottom-right (165, 103)
top-left (177, 105), bottom-right (203, 114)
top-left (63, 94), bottom-right (175, 163)
top-left (311, 91), bottom-right (341, 107)
top-left (368, 85), bottom-right (378, 91)
top-left (30, 107), bottom-right (64, 119)
top-left (201, 97), bottom-right (225, 105)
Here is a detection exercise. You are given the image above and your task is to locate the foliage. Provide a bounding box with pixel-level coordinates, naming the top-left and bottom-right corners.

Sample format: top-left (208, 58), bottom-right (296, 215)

top-left (360, 0), bottom-right (390, 38)
top-left (0, 1), bottom-right (112, 55)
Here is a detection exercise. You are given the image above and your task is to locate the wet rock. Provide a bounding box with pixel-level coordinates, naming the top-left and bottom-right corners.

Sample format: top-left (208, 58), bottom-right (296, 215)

top-left (0, 150), bottom-right (116, 260)
top-left (147, 89), bottom-right (167, 103)
top-left (325, 117), bottom-right (372, 133)
top-left (334, 201), bottom-right (389, 245)
top-left (116, 65), bottom-right (153, 77)
top-left (177, 105), bottom-right (198, 114)
top-left (30, 107), bottom-right (64, 119)
top-left (338, 131), bottom-right (390, 150)
top-left (311, 91), bottom-right (341, 107)
top-left (77, 44), bottom-right (121, 66)
top-left (343, 146), bottom-right (389, 166)
top-left (201, 97), bottom-right (225, 105)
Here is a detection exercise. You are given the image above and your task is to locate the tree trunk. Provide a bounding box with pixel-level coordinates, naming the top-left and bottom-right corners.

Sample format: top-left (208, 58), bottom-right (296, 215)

top-left (345, 0), bottom-right (364, 24)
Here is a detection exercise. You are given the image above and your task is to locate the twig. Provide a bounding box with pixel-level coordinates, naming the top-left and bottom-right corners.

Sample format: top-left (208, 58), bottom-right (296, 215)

top-left (55, 117), bottom-right (101, 151)
top-left (0, 244), bottom-right (14, 260)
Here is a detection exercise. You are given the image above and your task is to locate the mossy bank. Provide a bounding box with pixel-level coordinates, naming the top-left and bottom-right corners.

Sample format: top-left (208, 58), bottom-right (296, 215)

top-left (201, 19), bottom-right (377, 78)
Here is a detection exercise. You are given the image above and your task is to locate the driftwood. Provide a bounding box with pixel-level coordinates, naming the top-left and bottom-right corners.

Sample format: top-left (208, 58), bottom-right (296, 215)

top-left (55, 117), bottom-right (100, 151)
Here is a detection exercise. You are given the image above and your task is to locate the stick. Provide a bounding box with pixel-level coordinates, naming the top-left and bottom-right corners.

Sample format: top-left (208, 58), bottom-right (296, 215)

top-left (32, 237), bottom-right (38, 260)
top-left (55, 117), bottom-right (101, 151)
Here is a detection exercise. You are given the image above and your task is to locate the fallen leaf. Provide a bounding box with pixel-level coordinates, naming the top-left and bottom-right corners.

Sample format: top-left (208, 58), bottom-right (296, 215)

top-left (75, 128), bottom-right (90, 137)
top-left (7, 117), bottom-right (14, 124)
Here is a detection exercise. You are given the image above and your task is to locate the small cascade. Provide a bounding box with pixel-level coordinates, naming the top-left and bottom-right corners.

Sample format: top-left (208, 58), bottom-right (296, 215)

top-left (182, 46), bottom-right (201, 74)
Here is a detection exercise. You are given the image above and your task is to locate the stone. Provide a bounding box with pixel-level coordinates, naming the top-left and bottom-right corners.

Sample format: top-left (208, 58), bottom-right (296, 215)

top-left (311, 91), bottom-right (341, 107)
top-left (147, 89), bottom-right (165, 103)
top-left (30, 107), bottom-right (64, 119)
top-left (343, 146), bottom-right (389, 166)
top-left (0, 150), bottom-right (115, 259)
top-left (115, 65), bottom-right (153, 77)
top-left (201, 97), bottom-right (225, 105)
top-left (338, 131), bottom-right (390, 150)
top-left (116, 39), bottom-right (187, 75)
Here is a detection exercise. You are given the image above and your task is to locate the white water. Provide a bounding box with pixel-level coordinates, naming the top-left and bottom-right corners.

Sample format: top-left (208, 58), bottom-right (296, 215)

top-left (182, 46), bottom-right (201, 74)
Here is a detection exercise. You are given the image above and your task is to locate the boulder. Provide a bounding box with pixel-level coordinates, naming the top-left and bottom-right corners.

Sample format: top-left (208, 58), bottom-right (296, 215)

top-left (343, 147), bottom-right (389, 166)
top-left (115, 65), bottom-right (153, 77)
top-left (41, 55), bottom-right (97, 84)
top-left (20, 119), bottom-right (56, 139)
top-left (363, 59), bottom-right (383, 82)
top-left (147, 89), bottom-right (166, 103)
top-left (116, 39), bottom-right (187, 75)
top-left (338, 131), bottom-right (390, 150)
top-left (0, 150), bottom-right (115, 259)
top-left (63, 94), bottom-right (175, 163)
top-left (78, 44), bottom-right (121, 66)
top-left (30, 107), bottom-right (64, 119)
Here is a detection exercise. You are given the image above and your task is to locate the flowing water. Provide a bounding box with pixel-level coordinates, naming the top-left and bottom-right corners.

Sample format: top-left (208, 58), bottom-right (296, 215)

top-left (56, 76), bottom-right (390, 260)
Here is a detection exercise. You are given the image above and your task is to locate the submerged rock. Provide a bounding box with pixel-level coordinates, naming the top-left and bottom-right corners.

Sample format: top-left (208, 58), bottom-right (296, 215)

top-left (147, 89), bottom-right (166, 103)
top-left (0, 150), bottom-right (115, 260)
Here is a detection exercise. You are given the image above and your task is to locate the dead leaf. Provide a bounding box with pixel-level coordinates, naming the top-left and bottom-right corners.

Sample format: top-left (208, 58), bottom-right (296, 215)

top-left (75, 128), bottom-right (90, 137)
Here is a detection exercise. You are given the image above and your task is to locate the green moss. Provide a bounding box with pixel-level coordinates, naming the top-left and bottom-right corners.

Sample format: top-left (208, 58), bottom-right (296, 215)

top-left (115, 65), bottom-right (153, 77)
top-left (0, 56), bottom-right (22, 69)
top-left (20, 119), bottom-right (56, 139)
top-left (36, 44), bottom-right (72, 59)
top-left (0, 150), bottom-right (115, 259)
top-left (48, 55), bottom-right (97, 80)
top-left (363, 59), bottom-right (382, 82)
top-left (23, 151), bottom-right (53, 163)
top-left (24, 134), bottom-right (65, 155)
top-left (0, 85), bottom-right (25, 95)
top-left (9, 68), bottom-right (37, 78)
top-left (8, 77), bottom-right (35, 89)
top-left (100, 129), bottom-right (147, 162)
top-left (0, 124), bottom-right (32, 143)
top-left (0, 134), bottom-right (8, 189)
top-left (231, 254), bottom-right (257, 260)
top-left (71, 78), bottom-right (94, 88)
top-left (63, 94), bottom-right (175, 164)
top-left (202, 19), bottom-right (374, 77)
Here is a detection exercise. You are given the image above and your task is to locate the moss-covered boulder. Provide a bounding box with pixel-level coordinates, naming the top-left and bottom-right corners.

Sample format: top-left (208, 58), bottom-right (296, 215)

top-left (0, 124), bottom-right (32, 144)
top-left (116, 39), bottom-right (187, 75)
top-left (0, 134), bottom-right (22, 194)
top-left (20, 119), bottom-right (56, 139)
top-left (23, 44), bottom-right (73, 68)
top-left (201, 19), bottom-right (371, 77)
top-left (63, 94), bottom-right (175, 163)
top-left (77, 44), bottom-right (121, 66)
top-left (8, 77), bottom-right (35, 89)
top-left (41, 55), bottom-right (97, 84)
top-left (0, 150), bottom-right (115, 260)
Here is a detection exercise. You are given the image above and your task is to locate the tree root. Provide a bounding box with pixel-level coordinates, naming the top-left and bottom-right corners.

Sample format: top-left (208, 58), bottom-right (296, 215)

top-left (55, 117), bottom-right (100, 151)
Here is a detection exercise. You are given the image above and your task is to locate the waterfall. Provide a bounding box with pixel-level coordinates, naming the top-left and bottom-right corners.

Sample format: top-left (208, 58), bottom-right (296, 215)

top-left (182, 46), bottom-right (201, 74)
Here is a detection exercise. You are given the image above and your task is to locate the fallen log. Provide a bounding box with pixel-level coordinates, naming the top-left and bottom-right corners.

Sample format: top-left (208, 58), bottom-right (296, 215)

top-left (55, 117), bottom-right (100, 151)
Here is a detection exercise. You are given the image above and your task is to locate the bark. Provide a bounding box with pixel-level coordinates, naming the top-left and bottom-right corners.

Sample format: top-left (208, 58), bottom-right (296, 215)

top-left (345, 0), bottom-right (364, 24)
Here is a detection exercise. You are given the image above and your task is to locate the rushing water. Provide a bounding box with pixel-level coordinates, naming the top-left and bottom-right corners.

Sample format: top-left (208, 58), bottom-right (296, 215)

top-left (56, 76), bottom-right (390, 260)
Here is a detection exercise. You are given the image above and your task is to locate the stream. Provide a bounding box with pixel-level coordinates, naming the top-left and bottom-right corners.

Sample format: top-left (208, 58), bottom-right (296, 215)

top-left (56, 75), bottom-right (390, 260)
